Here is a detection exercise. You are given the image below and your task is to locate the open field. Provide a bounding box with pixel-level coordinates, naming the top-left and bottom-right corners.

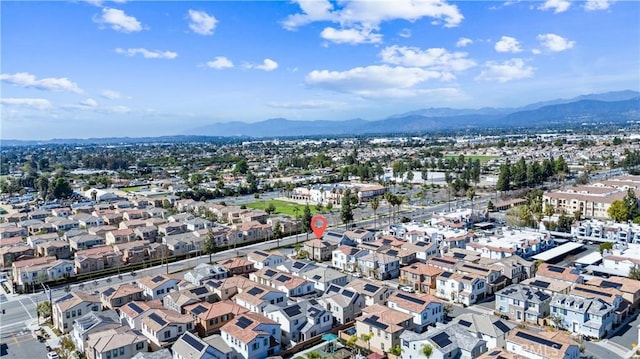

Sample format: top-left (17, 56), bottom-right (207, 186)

top-left (444, 155), bottom-right (497, 163)
top-left (245, 199), bottom-right (322, 217)
top-left (122, 186), bottom-right (143, 192)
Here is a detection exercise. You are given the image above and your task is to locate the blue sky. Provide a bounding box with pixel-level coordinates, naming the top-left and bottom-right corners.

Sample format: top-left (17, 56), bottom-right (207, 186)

top-left (1, 0), bottom-right (638, 140)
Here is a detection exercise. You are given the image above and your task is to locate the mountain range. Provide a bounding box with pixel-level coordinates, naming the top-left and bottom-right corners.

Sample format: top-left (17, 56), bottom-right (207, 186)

top-left (186, 90), bottom-right (640, 137)
top-left (3, 90), bottom-right (639, 145)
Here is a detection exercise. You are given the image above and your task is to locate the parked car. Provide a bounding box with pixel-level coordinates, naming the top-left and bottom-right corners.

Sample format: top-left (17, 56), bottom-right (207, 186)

top-left (400, 286), bottom-right (415, 293)
top-left (47, 351), bottom-right (59, 359)
top-left (352, 272), bottom-right (362, 278)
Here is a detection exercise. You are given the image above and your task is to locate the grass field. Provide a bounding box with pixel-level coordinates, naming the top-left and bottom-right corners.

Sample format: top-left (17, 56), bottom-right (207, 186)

top-left (444, 155), bottom-right (497, 163)
top-left (122, 186), bottom-right (143, 192)
top-left (245, 199), bottom-right (322, 216)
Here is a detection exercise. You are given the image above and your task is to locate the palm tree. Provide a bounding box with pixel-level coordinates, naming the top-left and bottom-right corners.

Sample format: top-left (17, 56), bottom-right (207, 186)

top-left (385, 192), bottom-right (394, 226)
top-left (370, 197), bottom-right (380, 229)
top-left (360, 332), bottom-right (373, 351)
top-left (395, 195), bottom-right (404, 222)
top-left (293, 206), bottom-right (300, 245)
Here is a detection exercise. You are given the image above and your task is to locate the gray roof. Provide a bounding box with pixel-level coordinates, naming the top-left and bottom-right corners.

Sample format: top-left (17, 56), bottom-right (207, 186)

top-left (453, 313), bottom-right (515, 338)
top-left (496, 284), bottom-right (551, 303)
top-left (73, 310), bottom-right (120, 335)
top-left (171, 332), bottom-right (212, 359)
top-left (552, 294), bottom-right (613, 316)
top-left (131, 349), bottom-right (172, 359)
top-left (401, 322), bottom-right (486, 354)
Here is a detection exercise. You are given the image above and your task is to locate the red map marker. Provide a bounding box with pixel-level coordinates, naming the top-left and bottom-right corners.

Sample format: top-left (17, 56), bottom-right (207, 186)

top-left (311, 215), bottom-right (328, 239)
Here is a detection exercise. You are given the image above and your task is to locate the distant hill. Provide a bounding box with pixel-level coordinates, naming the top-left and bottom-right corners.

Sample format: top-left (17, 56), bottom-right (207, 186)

top-left (186, 118), bottom-right (369, 137)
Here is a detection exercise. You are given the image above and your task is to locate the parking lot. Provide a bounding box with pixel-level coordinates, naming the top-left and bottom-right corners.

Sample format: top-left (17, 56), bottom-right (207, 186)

top-left (0, 332), bottom-right (49, 359)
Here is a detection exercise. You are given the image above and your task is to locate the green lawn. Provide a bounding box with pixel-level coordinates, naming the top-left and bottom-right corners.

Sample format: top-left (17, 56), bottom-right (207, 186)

top-left (444, 155), bottom-right (497, 163)
top-left (122, 186), bottom-right (143, 192)
top-left (245, 199), bottom-right (322, 216)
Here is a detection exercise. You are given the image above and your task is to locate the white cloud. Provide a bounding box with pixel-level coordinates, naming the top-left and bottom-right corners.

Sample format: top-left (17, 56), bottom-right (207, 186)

top-left (379, 45), bottom-right (476, 77)
top-left (398, 28), bottom-right (412, 38)
top-left (283, 0), bottom-right (463, 44)
top-left (476, 58), bottom-right (534, 83)
top-left (538, 0), bottom-right (571, 13)
top-left (305, 64), bottom-right (450, 98)
top-left (100, 90), bottom-right (123, 99)
top-left (80, 98), bottom-right (98, 107)
top-left (0, 98), bottom-right (52, 110)
top-left (494, 36), bottom-right (522, 53)
top-left (456, 37), bottom-right (473, 47)
top-left (585, 0), bottom-right (613, 11)
top-left (245, 58), bottom-right (279, 72)
top-left (115, 48), bottom-right (178, 59)
top-left (94, 8), bottom-right (143, 33)
top-left (206, 56), bottom-right (234, 69)
top-left (537, 33), bottom-right (575, 52)
top-left (187, 9), bottom-right (217, 35)
top-left (531, 49), bottom-right (542, 55)
top-left (320, 27), bottom-right (382, 45)
top-left (0, 72), bottom-right (83, 93)
top-left (266, 100), bottom-right (346, 109)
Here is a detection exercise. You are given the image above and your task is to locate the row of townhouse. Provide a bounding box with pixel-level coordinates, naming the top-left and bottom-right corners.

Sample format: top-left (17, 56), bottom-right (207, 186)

top-left (572, 219), bottom-right (640, 243)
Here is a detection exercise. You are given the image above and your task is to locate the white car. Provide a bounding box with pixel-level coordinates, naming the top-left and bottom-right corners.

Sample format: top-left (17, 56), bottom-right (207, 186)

top-left (47, 352), bottom-right (59, 359)
top-left (352, 272), bottom-right (362, 278)
top-left (400, 286), bottom-right (415, 293)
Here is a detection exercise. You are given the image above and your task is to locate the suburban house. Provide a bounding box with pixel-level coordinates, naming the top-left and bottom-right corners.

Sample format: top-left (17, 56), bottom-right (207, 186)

top-left (171, 331), bottom-right (227, 359)
top-left (218, 257), bottom-right (255, 276)
top-left (356, 252), bottom-right (400, 280)
top-left (100, 284), bottom-right (145, 310)
top-left (319, 284), bottom-right (366, 324)
top-left (505, 328), bottom-right (580, 359)
top-left (495, 284), bottom-right (552, 324)
top-left (119, 300), bottom-right (165, 330)
top-left (68, 234), bottom-right (105, 251)
top-left (183, 263), bottom-right (228, 285)
top-left (0, 245), bottom-right (34, 268)
top-left (247, 250), bottom-right (285, 270)
top-left (303, 239), bottom-right (337, 261)
top-left (400, 322), bottom-right (487, 359)
top-left (36, 241), bottom-right (71, 259)
top-left (354, 304), bottom-right (413, 354)
top-left (234, 283), bottom-right (288, 314)
top-left (400, 262), bottom-right (443, 294)
top-left (387, 291), bottom-right (444, 333)
top-left (75, 246), bottom-right (123, 275)
top-left (85, 327), bottom-right (148, 359)
top-left (535, 263), bottom-right (584, 284)
top-left (331, 246), bottom-right (368, 272)
top-left (12, 256), bottom-right (57, 290)
top-left (220, 312), bottom-right (282, 359)
top-left (435, 272), bottom-right (487, 306)
top-left (105, 229), bottom-right (136, 245)
top-left (453, 313), bottom-right (514, 350)
top-left (344, 229), bottom-right (375, 243)
top-left (162, 286), bottom-right (215, 314)
top-left (53, 292), bottom-right (102, 333)
top-left (550, 293), bottom-right (615, 338)
top-left (301, 267), bottom-right (348, 292)
top-left (137, 274), bottom-right (181, 300)
top-left (250, 267), bottom-right (315, 297)
top-left (70, 310), bottom-right (121, 353)
top-left (264, 299), bottom-right (333, 346)
top-left (140, 309), bottom-right (195, 349)
top-left (184, 300), bottom-right (249, 337)
top-left (346, 279), bottom-right (392, 306)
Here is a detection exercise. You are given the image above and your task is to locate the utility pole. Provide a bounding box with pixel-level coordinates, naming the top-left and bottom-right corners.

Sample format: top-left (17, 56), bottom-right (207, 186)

top-left (41, 283), bottom-right (52, 324)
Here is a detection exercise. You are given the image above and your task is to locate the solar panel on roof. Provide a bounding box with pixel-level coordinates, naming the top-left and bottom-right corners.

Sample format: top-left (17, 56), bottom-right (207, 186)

top-left (432, 257), bottom-right (454, 264)
top-left (488, 350), bottom-right (501, 356)
top-left (327, 285), bottom-right (340, 293)
top-left (276, 275), bottom-right (290, 282)
top-left (247, 287), bottom-right (264, 296)
top-left (386, 250), bottom-right (398, 256)
top-left (182, 332), bottom-right (205, 352)
top-left (515, 331), bottom-right (562, 349)
top-left (493, 320), bottom-right (510, 333)
top-left (293, 262), bottom-right (305, 269)
top-left (362, 316), bottom-right (388, 330)
top-left (236, 316), bottom-right (253, 329)
top-left (189, 287), bottom-right (208, 296)
top-left (547, 265), bottom-right (565, 273)
top-left (453, 253), bottom-right (465, 259)
top-left (363, 284), bottom-right (379, 293)
top-left (431, 332), bottom-right (452, 347)
top-left (312, 275), bottom-right (322, 280)
top-left (531, 280), bottom-right (550, 289)
top-left (56, 294), bottom-right (74, 303)
top-left (441, 272), bottom-right (452, 278)
top-left (462, 276), bottom-right (473, 281)
top-left (102, 288), bottom-right (116, 297)
top-left (342, 289), bottom-right (355, 298)
top-left (254, 250), bottom-right (268, 257)
top-left (575, 286), bottom-right (612, 297)
top-left (129, 303), bottom-right (144, 314)
top-left (265, 269), bottom-right (277, 277)
top-left (191, 305), bottom-right (208, 315)
top-left (283, 305), bottom-right (302, 317)
top-left (396, 292), bottom-right (426, 305)
top-left (151, 275), bottom-right (165, 283)
top-left (601, 280), bottom-right (622, 289)
top-left (458, 320), bottom-right (472, 327)
top-left (462, 263), bottom-right (489, 273)
top-left (148, 313), bottom-right (167, 326)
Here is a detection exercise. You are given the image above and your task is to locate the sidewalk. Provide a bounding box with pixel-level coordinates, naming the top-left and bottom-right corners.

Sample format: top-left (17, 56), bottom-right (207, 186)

top-left (25, 318), bottom-right (61, 349)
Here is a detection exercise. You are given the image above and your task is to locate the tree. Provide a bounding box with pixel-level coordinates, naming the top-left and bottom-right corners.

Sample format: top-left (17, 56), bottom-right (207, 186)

top-left (302, 205), bottom-right (313, 240)
top-left (305, 352), bottom-right (321, 359)
top-left (204, 229), bottom-right (217, 264)
top-left (599, 242), bottom-right (614, 254)
top-left (389, 345), bottom-right (403, 356)
top-left (340, 189), bottom-right (355, 229)
top-left (629, 265), bottom-right (640, 280)
top-left (57, 335), bottom-right (76, 359)
top-left (52, 178), bottom-right (73, 199)
top-left (421, 344), bottom-right (433, 358)
top-left (233, 159), bottom-right (249, 175)
top-left (265, 202), bottom-right (276, 215)
top-left (37, 301), bottom-right (51, 320)
top-left (623, 189), bottom-right (639, 220)
top-left (487, 200), bottom-right (495, 212)
top-left (496, 160), bottom-right (511, 192)
top-left (370, 197), bottom-right (380, 229)
top-left (346, 334), bottom-right (358, 348)
top-left (608, 200), bottom-right (628, 222)
top-left (360, 332), bottom-right (373, 351)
